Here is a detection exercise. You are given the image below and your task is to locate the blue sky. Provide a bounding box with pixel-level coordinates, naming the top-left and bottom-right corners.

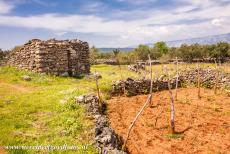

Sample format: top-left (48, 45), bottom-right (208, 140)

top-left (0, 0), bottom-right (230, 49)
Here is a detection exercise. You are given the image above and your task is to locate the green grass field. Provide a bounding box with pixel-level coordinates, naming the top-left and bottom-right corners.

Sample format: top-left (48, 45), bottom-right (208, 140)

top-left (0, 63), bottom-right (229, 154)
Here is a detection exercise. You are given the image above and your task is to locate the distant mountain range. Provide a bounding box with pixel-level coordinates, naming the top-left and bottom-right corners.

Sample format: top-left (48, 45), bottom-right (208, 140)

top-left (164, 33), bottom-right (230, 47)
top-left (98, 33), bottom-right (230, 52)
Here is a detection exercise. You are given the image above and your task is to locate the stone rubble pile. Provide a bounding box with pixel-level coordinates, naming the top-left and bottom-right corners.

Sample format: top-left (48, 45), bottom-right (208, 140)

top-left (7, 39), bottom-right (90, 76)
top-left (76, 94), bottom-right (126, 154)
top-left (21, 75), bottom-right (31, 81)
top-left (112, 76), bottom-right (182, 96)
top-left (128, 63), bottom-right (145, 73)
top-left (112, 68), bottom-right (230, 96)
top-left (181, 68), bottom-right (230, 89)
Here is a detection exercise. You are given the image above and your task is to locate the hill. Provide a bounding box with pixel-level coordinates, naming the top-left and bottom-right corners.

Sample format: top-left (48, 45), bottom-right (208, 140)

top-left (96, 33), bottom-right (230, 52)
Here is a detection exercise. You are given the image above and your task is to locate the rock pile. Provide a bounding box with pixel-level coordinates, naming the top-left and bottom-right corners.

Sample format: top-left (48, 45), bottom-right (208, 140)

top-left (76, 94), bottom-right (126, 154)
top-left (112, 77), bottom-right (182, 96)
top-left (128, 63), bottom-right (145, 73)
top-left (112, 68), bottom-right (230, 96)
top-left (181, 68), bottom-right (230, 89)
top-left (21, 75), bottom-right (31, 81)
top-left (7, 39), bottom-right (90, 76)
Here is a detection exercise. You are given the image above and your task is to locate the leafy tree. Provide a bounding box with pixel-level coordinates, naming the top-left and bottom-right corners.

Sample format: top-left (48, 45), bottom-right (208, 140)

top-left (168, 47), bottom-right (178, 58)
top-left (90, 46), bottom-right (99, 63)
top-left (0, 49), bottom-right (3, 60)
top-left (149, 47), bottom-right (162, 59)
top-left (154, 41), bottom-right (168, 55)
top-left (177, 44), bottom-right (193, 62)
top-left (113, 49), bottom-right (120, 57)
top-left (11, 46), bottom-right (23, 53)
top-left (134, 45), bottom-right (150, 60)
top-left (209, 42), bottom-right (229, 62)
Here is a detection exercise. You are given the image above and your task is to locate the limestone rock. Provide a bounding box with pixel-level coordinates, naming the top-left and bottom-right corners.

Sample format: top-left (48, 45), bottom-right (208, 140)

top-left (21, 75), bottom-right (31, 81)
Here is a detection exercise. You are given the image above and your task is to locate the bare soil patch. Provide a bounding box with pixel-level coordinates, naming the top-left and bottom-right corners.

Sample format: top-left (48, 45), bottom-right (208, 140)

top-left (107, 88), bottom-right (230, 154)
top-left (0, 147), bottom-right (8, 154)
top-left (0, 81), bottom-right (33, 93)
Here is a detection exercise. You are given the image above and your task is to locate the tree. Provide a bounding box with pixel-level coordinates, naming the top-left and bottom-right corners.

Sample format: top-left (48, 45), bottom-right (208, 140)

top-left (209, 42), bottom-right (229, 62)
top-left (168, 47), bottom-right (178, 59)
top-left (149, 47), bottom-right (162, 59)
top-left (0, 49), bottom-right (3, 60)
top-left (134, 45), bottom-right (150, 60)
top-left (11, 46), bottom-right (22, 53)
top-left (177, 44), bottom-right (193, 62)
top-left (154, 41), bottom-right (169, 55)
top-left (90, 46), bottom-right (99, 63)
top-left (113, 49), bottom-right (120, 57)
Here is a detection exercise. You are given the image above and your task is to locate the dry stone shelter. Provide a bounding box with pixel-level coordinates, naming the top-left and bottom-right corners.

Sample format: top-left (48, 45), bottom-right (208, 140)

top-left (7, 39), bottom-right (90, 76)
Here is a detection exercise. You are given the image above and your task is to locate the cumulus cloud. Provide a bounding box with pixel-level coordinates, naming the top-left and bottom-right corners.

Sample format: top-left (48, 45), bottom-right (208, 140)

top-left (0, 0), bottom-right (15, 14)
top-left (116, 0), bottom-right (158, 5)
top-left (0, 0), bottom-right (230, 47)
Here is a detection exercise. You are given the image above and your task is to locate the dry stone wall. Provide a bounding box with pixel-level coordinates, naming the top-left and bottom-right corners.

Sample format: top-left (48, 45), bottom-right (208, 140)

top-left (76, 94), bottom-right (126, 154)
top-left (112, 68), bottom-right (230, 96)
top-left (7, 39), bottom-right (90, 76)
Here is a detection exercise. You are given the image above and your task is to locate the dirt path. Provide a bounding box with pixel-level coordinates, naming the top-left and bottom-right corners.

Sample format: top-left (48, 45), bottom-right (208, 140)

top-left (0, 81), bottom-right (33, 93)
top-left (107, 88), bottom-right (230, 154)
top-left (0, 147), bottom-right (8, 154)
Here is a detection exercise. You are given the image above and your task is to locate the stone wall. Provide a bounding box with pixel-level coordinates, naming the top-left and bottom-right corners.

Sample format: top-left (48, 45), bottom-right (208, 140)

top-left (112, 77), bottom-right (182, 96)
top-left (7, 39), bottom-right (90, 76)
top-left (76, 94), bottom-right (126, 153)
top-left (111, 68), bottom-right (230, 96)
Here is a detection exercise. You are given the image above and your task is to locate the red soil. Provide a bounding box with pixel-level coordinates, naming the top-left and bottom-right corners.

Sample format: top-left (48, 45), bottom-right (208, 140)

top-left (107, 88), bottom-right (230, 154)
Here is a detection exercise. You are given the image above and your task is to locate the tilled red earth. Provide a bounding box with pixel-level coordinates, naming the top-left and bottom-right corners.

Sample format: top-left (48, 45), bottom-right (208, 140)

top-left (107, 88), bottom-right (230, 154)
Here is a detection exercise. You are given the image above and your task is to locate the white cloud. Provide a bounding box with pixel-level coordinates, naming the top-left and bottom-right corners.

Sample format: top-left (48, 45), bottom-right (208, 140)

top-left (0, 0), bottom-right (230, 47)
top-left (0, 0), bottom-right (15, 14)
top-left (116, 0), bottom-right (158, 5)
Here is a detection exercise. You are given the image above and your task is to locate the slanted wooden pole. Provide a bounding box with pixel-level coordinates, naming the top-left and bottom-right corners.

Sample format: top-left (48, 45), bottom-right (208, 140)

top-left (122, 54), bottom-right (153, 151)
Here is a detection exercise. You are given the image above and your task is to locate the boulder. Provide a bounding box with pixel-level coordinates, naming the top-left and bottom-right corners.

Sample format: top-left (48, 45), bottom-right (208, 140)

top-left (21, 75), bottom-right (31, 81)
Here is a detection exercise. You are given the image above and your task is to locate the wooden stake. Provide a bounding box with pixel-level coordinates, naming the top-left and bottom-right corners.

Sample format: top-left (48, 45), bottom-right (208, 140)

top-left (214, 60), bottom-right (219, 95)
top-left (94, 71), bottom-right (104, 113)
top-left (122, 54), bottom-right (153, 151)
top-left (197, 62), bottom-right (201, 100)
top-left (166, 68), bottom-right (175, 134)
top-left (175, 57), bottom-right (179, 101)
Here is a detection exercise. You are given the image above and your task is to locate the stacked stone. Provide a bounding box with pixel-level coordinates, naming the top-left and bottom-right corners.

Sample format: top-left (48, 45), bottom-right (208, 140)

top-left (7, 38), bottom-right (90, 75)
top-left (112, 76), bottom-right (183, 96)
top-left (112, 68), bottom-right (230, 96)
top-left (128, 63), bottom-right (145, 73)
top-left (181, 68), bottom-right (230, 88)
top-left (76, 94), bottom-right (126, 154)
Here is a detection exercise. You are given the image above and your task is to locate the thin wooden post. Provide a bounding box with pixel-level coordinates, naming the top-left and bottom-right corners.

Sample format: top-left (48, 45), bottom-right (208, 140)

top-left (197, 62), bottom-right (201, 99)
top-left (166, 68), bottom-right (175, 134)
top-left (175, 57), bottom-right (179, 101)
top-left (214, 60), bottom-right (219, 95)
top-left (94, 71), bottom-right (104, 113)
top-left (122, 54), bottom-right (153, 151)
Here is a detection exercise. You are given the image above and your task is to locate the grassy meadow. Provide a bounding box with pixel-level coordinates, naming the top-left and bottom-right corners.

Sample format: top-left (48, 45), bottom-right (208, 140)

top-left (0, 63), bottom-right (229, 154)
